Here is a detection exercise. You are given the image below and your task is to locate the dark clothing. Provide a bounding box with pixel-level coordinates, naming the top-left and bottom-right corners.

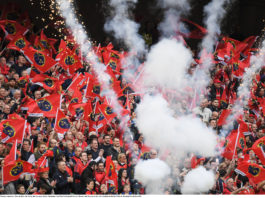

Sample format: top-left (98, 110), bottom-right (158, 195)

top-left (10, 64), bottom-right (29, 77)
top-left (88, 149), bottom-right (99, 160)
top-left (80, 166), bottom-right (95, 194)
top-left (53, 170), bottom-right (71, 194)
top-left (37, 177), bottom-right (54, 194)
top-left (209, 85), bottom-right (224, 101)
top-left (21, 149), bottom-right (33, 161)
top-left (109, 147), bottom-right (125, 161)
top-left (99, 143), bottom-right (112, 158)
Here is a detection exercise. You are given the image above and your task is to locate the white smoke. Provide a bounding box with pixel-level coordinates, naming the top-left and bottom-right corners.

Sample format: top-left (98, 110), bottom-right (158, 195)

top-left (135, 94), bottom-right (217, 157)
top-left (134, 158), bottom-right (170, 194)
top-left (143, 38), bottom-right (193, 90)
top-left (158, 0), bottom-right (190, 37)
top-left (201, 0), bottom-right (228, 53)
top-left (181, 166), bottom-right (215, 194)
top-left (190, 0), bottom-right (229, 103)
top-left (57, 0), bottom-right (131, 133)
top-left (104, 0), bottom-right (145, 54)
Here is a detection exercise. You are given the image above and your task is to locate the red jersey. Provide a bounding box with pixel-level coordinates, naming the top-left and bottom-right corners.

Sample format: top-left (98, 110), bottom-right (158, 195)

top-left (95, 171), bottom-right (106, 184)
top-left (85, 190), bottom-right (96, 195)
top-left (74, 161), bottom-right (89, 183)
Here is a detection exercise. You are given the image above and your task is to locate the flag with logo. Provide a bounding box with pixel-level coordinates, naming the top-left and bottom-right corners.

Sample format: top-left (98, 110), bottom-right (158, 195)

top-left (27, 94), bottom-right (61, 117)
top-left (251, 136), bottom-right (265, 165)
top-left (0, 20), bottom-right (28, 40)
top-left (3, 160), bottom-right (34, 185)
top-left (105, 156), bottom-right (118, 193)
top-left (222, 130), bottom-right (246, 160)
top-left (0, 119), bottom-right (26, 143)
top-left (23, 47), bottom-right (57, 73)
top-left (235, 161), bottom-right (265, 184)
top-left (68, 102), bottom-right (92, 121)
top-left (98, 101), bottom-right (117, 123)
top-left (31, 74), bottom-right (61, 93)
top-left (56, 48), bottom-right (82, 75)
top-left (7, 34), bottom-right (31, 52)
top-left (54, 109), bottom-right (71, 138)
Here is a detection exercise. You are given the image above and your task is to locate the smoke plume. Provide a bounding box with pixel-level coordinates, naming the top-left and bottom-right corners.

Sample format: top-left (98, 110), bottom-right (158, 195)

top-left (143, 38), bottom-right (193, 90)
top-left (135, 94), bottom-right (217, 157)
top-left (181, 166), bottom-right (215, 194)
top-left (134, 158), bottom-right (170, 194)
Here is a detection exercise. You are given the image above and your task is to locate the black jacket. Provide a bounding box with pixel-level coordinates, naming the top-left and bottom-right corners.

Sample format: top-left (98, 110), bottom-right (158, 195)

top-left (53, 169), bottom-right (71, 194)
top-left (37, 177), bottom-right (54, 194)
top-left (21, 149), bottom-right (33, 161)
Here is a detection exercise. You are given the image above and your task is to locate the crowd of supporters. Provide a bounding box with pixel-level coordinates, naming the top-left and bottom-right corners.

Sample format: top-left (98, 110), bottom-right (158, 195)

top-left (0, 2), bottom-right (264, 195)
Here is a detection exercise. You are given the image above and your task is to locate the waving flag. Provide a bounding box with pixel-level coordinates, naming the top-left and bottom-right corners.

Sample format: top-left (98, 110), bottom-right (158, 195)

top-left (56, 48), bottom-right (82, 75)
top-left (0, 20), bottom-right (28, 40)
top-left (54, 109), bottom-right (71, 137)
top-left (4, 140), bottom-right (17, 163)
top-left (23, 47), bottom-right (57, 73)
top-left (27, 94), bottom-right (61, 117)
top-left (251, 137), bottom-right (265, 165)
top-left (235, 161), bottom-right (265, 184)
top-left (3, 160), bottom-right (34, 185)
top-left (222, 130), bottom-right (246, 160)
top-left (0, 119), bottom-right (26, 143)
top-left (178, 19), bottom-right (207, 39)
top-left (31, 74), bottom-right (61, 93)
top-left (7, 34), bottom-right (30, 52)
top-left (98, 102), bottom-right (117, 123)
top-left (68, 89), bottom-right (83, 105)
top-left (8, 113), bottom-right (24, 120)
top-left (105, 156), bottom-right (118, 193)
top-left (68, 102), bottom-right (92, 121)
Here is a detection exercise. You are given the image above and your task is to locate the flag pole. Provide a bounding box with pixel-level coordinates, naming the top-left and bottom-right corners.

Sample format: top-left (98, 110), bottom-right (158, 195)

top-left (232, 125), bottom-right (240, 160)
top-left (20, 120), bottom-right (27, 154)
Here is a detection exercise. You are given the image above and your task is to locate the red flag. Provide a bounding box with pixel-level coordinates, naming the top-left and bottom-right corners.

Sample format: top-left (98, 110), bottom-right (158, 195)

top-left (40, 30), bottom-right (54, 55)
top-left (3, 160), bottom-right (34, 185)
top-left (56, 48), bottom-right (82, 75)
top-left (31, 74), bottom-right (62, 93)
top-left (23, 47), bottom-right (57, 73)
top-left (236, 161), bottom-right (265, 184)
top-left (222, 130), bottom-right (246, 160)
top-left (86, 78), bottom-right (102, 99)
top-left (242, 36), bottom-right (258, 54)
top-left (67, 73), bottom-right (87, 92)
top-left (7, 34), bottom-right (31, 52)
top-left (217, 109), bottom-right (232, 126)
top-left (68, 103), bottom-right (92, 121)
top-left (105, 156), bottom-right (118, 193)
top-left (251, 137), bottom-right (265, 165)
top-left (0, 119), bottom-right (26, 143)
top-left (4, 140), bottom-right (17, 163)
top-left (35, 150), bottom-right (53, 168)
top-left (68, 89), bottom-right (83, 104)
top-left (27, 94), bottom-right (61, 117)
top-left (98, 102), bottom-right (117, 123)
top-left (54, 109), bottom-right (71, 136)
top-left (179, 19), bottom-right (207, 39)
top-left (8, 113), bottom-right (24, 120)
top-left (0, 20), bottom-right (28, 40)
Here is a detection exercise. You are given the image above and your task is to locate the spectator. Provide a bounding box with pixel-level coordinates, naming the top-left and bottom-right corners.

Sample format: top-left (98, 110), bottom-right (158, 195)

top-left (10, 55), bottom-right (29, 77)
top-left (53, 161), bottom-right (73, 194)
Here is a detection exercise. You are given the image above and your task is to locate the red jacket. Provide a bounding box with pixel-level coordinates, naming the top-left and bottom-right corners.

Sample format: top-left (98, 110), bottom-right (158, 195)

top-left (74, 161), bottom-right (89, 183)
top-left (94, 171), bottom-right (106, 185)
top-left (85, 190), bottom-right (96, 195)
